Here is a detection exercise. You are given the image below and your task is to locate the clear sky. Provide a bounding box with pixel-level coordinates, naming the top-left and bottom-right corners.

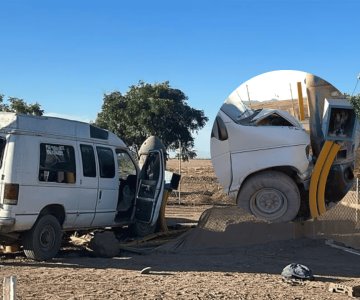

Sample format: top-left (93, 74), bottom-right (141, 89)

top-left (232, 70), bottom-right (308, 102)
top-left (1, 0), bottom-right (359, 157)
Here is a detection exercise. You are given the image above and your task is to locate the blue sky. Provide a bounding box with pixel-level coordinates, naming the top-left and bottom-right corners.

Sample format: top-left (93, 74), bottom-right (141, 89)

top-left (0, 0), bottom-right (359, 157)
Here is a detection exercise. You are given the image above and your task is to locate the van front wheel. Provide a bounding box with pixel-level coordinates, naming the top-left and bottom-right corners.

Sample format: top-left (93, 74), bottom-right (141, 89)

top-left (237, 171), bottom-right (300, 222)
top-left (22, 215), bottom-right (62, 261)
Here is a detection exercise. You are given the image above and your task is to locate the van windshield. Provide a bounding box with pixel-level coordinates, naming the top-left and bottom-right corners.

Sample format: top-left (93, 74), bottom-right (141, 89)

top-left (220, 92), bottom-right (254, 123)
top-left (0, 137), bottom-right (5, 168)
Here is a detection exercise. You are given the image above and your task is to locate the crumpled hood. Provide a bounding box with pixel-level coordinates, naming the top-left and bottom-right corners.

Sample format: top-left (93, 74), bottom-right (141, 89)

top-left (251, 108), bottom-right (303, 128)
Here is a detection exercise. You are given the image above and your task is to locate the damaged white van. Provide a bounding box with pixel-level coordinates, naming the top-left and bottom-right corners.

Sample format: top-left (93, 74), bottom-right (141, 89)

top-left (211, 73), bottom-right (357, 223)
top-left (0, 113), bottom-right (165, 260)
top-left (211, 94), bottom-right (311, 222)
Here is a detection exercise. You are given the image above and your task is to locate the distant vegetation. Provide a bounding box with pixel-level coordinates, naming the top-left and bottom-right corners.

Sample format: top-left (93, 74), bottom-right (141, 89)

top-left (0, 94), bottom-right (43, 115)
top-left (350, 94), bottom-right (360, 119)
top-left (2, 82), bottom-right (209, 161)
top-left (96, 81), bottom-right (208, 160)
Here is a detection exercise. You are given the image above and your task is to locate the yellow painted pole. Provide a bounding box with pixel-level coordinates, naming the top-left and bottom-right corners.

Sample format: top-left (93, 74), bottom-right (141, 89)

top-left (158, 189), bottom-right (170, 232)
top-left (297, 82), bottom-right (305, 121)
top-left (317, 142), bottom-right (341, 215)
top-left (309, 141), bottom-right (333, 218)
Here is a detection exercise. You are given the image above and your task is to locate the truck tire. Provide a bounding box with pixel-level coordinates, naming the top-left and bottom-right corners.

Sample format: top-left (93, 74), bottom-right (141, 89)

top-left (22, 214), bottom-right (63, 261)
top-left (237, 171), bottom-right (300, 222)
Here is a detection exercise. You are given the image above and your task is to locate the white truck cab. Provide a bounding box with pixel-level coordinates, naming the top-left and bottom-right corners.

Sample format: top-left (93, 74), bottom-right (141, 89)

top-left (0, 113), bottom-right (165, 260)
top-left (211, 92), bottom-right (311, 222)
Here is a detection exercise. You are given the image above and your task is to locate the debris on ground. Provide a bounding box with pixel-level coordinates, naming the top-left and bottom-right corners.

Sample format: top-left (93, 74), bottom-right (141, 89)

top-left (69, 227), bottom-right (191, 257)
top-left (87, 231), bottom-right (121, 258)
top-left (140, 267), bottom-right (152, 274)
top-left (281, 263), bottom-right (314, 281)
top-left (328, 281), bottom-right (360, 298)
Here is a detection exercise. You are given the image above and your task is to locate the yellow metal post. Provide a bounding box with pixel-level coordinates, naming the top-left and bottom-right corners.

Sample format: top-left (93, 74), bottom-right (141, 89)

top-left (309, 141), bottom-right (333, 218)
top-left (158, 189), bottom-right (170, 232)
top-left (297, 82), bottom-right (305, 121)
top-left (317, 143), bottom-right (341, 215)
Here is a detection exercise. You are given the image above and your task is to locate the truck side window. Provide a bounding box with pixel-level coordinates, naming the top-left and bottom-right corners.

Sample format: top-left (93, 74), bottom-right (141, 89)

top-left (39, 143), bottom-right (76, 183)
top-left (116, 151), bottom-right (137, 180)
top-left (96, 147), bottom-right (115, 178)
top-left (80, 144), bottom-right (96, 177)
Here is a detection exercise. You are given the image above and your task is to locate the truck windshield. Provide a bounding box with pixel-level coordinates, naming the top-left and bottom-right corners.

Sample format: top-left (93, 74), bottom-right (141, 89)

top-left (220, 91), bottom-right (254, 123)
top-left (0, 137), bottom-right (5, 168)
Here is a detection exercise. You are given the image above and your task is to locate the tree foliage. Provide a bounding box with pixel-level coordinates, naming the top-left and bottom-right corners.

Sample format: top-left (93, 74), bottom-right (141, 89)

top-left (96, 81), bottom-right (208, 156)
top-left (0, 94), bottom-right (43, 115)
top-left (350, 94), bottom-right (360, 119)
top-left (175, 141), bottom-right (197, 162)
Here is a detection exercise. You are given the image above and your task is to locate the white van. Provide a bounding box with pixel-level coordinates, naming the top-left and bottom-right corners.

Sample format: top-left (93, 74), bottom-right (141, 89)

top-left (211, 96), bottom-right (311, 223)
top-left (0, 113), bottom-right (165, 260)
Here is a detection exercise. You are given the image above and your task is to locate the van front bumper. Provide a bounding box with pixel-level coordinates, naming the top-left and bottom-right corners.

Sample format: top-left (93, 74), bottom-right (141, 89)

top-left (0, 217), bottom-right (15, 227)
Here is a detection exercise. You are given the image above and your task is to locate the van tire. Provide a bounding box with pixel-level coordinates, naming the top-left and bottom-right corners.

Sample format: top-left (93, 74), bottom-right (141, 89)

top-left (129, 221), bottom-right (157, 237)
top-left (237, 171), bottom-right (300, 222)
top-left (22, 215), bottom-right (63, 261)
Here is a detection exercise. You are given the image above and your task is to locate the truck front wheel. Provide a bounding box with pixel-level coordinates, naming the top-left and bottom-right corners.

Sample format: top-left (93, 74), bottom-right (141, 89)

top-left (237, 171), bottom-right (300, 222)
top-left (22, 214), bottom-right (63, 261)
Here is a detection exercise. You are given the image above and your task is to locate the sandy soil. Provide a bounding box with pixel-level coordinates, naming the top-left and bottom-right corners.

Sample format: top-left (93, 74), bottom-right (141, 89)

top-left (0, 159), bottom-right (359, 299)
top-left (1, 238), bottom-right (359, 299)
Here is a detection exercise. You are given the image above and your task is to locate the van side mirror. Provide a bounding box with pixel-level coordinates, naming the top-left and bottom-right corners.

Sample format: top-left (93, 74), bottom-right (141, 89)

top-left (165, 171), bottom-right (181, 190)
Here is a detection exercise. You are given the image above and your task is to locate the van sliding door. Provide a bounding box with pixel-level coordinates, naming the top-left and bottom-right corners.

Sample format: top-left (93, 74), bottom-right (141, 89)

top-left (73, 143), bottom-right (98, 227)
top-left (91, 146), bottom-right (118, 227)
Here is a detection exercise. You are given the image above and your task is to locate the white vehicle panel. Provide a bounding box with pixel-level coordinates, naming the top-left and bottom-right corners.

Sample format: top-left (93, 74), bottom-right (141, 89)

top-left (212, 109), bottom-right (310, 199)
top-left (90, 146), bottom-right (118, 227)
top-left (229, 144), bottom-right (310, 196)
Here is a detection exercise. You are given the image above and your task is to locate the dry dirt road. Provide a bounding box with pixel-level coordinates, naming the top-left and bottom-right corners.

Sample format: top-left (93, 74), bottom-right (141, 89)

top-left (0, 159), bottom-right (359, 299)
top-left (1, 228), bottom-right (359, 300)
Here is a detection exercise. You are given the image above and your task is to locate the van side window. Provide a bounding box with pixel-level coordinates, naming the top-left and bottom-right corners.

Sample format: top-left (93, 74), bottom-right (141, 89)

top-left (80, 144), bottom-right (96, 177)
top-left (116, 151), bottom-right (137, 180)
top-left (0, 138), bottom-right (6, 169)
top-left (96, 147), bottom-right (115, 178)
top-left (39, 143), bottom-right (76, 183)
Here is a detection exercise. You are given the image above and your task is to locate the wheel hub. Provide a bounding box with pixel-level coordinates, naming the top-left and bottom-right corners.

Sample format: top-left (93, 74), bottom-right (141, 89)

top-left (39, 225), bottom-right (56, 250)
top-left (250, 188), bottom-right (288, 219)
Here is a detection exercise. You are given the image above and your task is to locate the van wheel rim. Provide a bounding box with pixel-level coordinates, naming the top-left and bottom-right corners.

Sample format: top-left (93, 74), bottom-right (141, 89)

top-left (250, 188), bottom-right (287, 219)
top-left (39, 225), bottom-right (56, 250)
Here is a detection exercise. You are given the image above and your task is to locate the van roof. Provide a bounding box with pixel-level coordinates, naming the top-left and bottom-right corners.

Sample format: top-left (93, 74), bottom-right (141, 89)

top-left (0, 112), bottom-right (127, 147)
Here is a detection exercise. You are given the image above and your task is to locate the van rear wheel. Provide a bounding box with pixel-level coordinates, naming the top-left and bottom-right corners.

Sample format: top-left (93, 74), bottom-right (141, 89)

top-left (237, 171), bottom-right (300, 222)
top-left (22, 215), bottom-right (62, 261)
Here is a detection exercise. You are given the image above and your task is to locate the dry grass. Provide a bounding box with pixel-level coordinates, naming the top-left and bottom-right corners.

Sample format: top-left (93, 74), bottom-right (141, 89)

top-left (166, 159), bottom-right (233, 206)
top-left (250, 98), bottom-right (310, 119)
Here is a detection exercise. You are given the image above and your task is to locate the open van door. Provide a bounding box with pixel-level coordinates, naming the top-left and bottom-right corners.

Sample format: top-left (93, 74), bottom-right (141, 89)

top-left (134, 150), bottom-right (165, 227)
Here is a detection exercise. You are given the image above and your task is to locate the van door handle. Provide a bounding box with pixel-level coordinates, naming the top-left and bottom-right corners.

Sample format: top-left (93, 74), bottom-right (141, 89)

top-left (99, 190), bottom-right (102, 200)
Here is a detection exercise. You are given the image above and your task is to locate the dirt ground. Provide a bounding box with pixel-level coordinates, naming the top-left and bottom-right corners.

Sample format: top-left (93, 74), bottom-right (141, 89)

top-left (1, 159), bottom-right (360, 299)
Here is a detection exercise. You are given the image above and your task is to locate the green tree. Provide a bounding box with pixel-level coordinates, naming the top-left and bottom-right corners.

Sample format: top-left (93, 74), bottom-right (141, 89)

top-left (96, 81), bottom-right (208, 157)
top-left (350, 94), bottom-right (360, 119)
top-left (175, 141), bottom-right (197, 161)
top-left (0, 95), bottom-right (43, 115)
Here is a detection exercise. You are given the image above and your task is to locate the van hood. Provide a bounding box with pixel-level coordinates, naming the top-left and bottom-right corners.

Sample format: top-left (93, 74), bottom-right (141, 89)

top-left (250, 108), bottom-right (303, 128)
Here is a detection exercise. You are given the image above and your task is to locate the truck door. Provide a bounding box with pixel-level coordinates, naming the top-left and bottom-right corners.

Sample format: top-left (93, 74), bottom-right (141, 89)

top-left (73, 143), bottom-right (98, 227)
top-left (134, 150), bottom-right (165, 226)
top-left (91, 146), bottom-right (118, 227)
